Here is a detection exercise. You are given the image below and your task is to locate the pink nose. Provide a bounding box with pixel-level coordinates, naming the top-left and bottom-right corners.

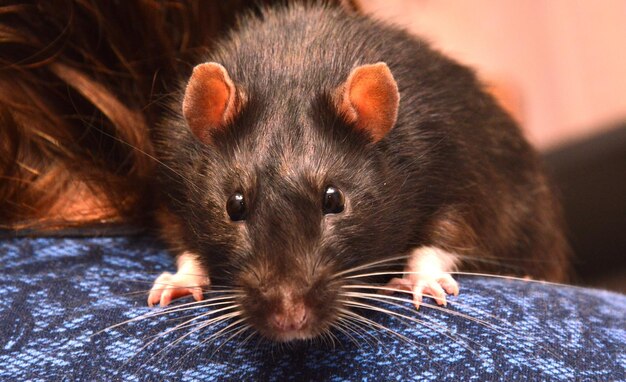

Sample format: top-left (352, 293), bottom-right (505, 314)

top-left (270, 303), bottom-right (308, 332)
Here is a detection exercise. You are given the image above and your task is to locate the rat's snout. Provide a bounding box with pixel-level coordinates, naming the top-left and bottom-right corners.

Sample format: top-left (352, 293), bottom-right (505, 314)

top-left (237, 255), bottom-right (340, 341)
top-left (270, 296), bottom-right (308, 333)
top-left (240, 271), bottom-right (337, 341)
top-left (262, 286), bottom-right (314, 341)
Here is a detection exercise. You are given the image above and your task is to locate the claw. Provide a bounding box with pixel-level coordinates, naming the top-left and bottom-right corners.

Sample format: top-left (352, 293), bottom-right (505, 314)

top-left (147, 272), bottom-right (208, 307)
top-left (147, 252), bottom-right (209, 307)
top-left (383, 246), bottom-right (460, 310)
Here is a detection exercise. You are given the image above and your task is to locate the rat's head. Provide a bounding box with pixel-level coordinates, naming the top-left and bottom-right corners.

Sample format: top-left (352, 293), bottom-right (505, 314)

top-left (172, 61), bottom-right (405, 342)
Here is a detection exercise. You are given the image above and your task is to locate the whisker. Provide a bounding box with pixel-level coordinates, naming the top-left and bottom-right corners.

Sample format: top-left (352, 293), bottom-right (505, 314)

top-left (341, 294), bottom-right (490, 355)
top-left (132, 306), bottom-right (241, 357)
top-left (337, 308), bottom-right (417, 348)
top-left (87, 124), bottom-right (198, 189)
top-left (238, 328), bottom-right (257, 348)
top-left (332, 255), bottom-right (410, 279)
top-left (456, 254), bottom-right (568, 265)
top-left (206, 318), bottom-right (248, 350)
top-left (454, 255), bottom-right (526, 273)
top-left (318, 329), bottom-right (331, 348)
top-left (343, 286), bottom-right (564, 364)
top-left (341, 286), bottom-right (501, 332)
top-left (118, 310), bottom-right (240, 374)
top-left (173, 318), bottom-right (248, 368)
top-left (326, 329), bottom-right (339, 350)
top-left (210, 323), bottom-right (251, 356)
top-left (144, 303), bottom-right (242, 338)
top-left (135, 274), bottom-right (238, 281)
top-left (340, 299), bottom-right (480, 358)
top-left (345, 270), bottom-right (429, 280)
top-left (94, 294), bottom-right (242, 335)
top-left (118, 282), bottom-right (241, 291)
top-left (119, 287), bottom-right (237, 297)
top-left (332, 320), bottom-right (365, 350)
top-left (141, 285), bottom-right (236, 295)
top-left (153, 312), bottom-right (243, 362)
top-left (345, 270), bottom-right (578, 289)
top-left (115, 279), bottom-right (240, 289)
top-left (338, 307), bottom-right (445, 372)
top-left (193, 318), bottom-right (250, 364)
top-left (449, 271), bottom-right (580, 289)
top-left (336, 313), bottom-right (383, 350)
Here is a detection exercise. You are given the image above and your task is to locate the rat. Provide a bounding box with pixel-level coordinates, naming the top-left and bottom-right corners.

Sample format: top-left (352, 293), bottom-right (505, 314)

top-left (146, 3), bottom-right (570, 342)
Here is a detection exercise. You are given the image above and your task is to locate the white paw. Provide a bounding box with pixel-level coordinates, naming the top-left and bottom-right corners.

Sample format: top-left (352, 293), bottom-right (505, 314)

top-left (147, 271), bottom-right (210, 307)
top-left (383, 246), bottom-right (460, 309)
top-left (385, 272), bottom-right (459, 309)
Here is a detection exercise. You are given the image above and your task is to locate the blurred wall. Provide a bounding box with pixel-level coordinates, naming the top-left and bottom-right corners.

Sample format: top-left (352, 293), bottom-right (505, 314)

top-left (361, 0), bottom-right (626, 149)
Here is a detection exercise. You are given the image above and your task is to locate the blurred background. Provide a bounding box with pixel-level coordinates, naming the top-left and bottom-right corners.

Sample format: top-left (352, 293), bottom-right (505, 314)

top-left (361, 0), bottom-right (626, 292)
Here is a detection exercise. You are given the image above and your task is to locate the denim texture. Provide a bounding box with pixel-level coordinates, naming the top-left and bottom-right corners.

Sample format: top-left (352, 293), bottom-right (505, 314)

top-left (0, 236), bottom-right (624, 381)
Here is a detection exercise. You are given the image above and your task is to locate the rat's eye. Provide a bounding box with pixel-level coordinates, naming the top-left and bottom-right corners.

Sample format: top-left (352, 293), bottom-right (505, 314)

top-left (322, 185), bottom-right (345, 214)
top-left (227, 192), bottom-right (247, 221)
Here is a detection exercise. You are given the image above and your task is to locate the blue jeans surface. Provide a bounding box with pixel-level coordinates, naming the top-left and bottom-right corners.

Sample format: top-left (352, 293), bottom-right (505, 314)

top-left (0, 236), bottom-right (624, 381)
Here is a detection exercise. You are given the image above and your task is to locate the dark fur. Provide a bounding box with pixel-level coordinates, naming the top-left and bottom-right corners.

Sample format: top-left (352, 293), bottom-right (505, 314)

top-left (153, 4), bottom-right (570, 340)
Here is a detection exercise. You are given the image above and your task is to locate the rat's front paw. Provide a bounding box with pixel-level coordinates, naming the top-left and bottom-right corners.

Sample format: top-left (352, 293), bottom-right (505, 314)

top-left (147, 252), bottom-right (210, 307)
top-left (147, 271), bottom-right (210, 307)
top-left (385, 273), bottom-right (459, 309)
top-left (383, 246), bottom-right (460, 309)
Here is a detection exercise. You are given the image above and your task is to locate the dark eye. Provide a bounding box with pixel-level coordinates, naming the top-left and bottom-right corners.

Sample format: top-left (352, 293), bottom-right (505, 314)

top-left (323, 185), bottom-right (345, 214)
top-left (226, 192), bottom-right (247, 221)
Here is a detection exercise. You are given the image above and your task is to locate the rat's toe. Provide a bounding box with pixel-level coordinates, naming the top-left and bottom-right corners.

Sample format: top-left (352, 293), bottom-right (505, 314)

top-left (439, 274), bottom-right (459, 296)
top-left (147, 271), bottom-right (209, 307)
top-left (412, 279), bottom-right (447, 309)
top-left (147, 272), bottom-right (173, 307)
top-left (382, 277), bottom-right (412, 295)
top-left (159, 289), bottom-right (174, 307)
top-left (382, 272), bottom-right (459, 309)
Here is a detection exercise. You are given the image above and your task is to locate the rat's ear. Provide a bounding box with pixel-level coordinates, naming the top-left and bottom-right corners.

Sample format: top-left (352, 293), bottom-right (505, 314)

top-left (182, 62), bottom-right (243, 144)
top-left (335, 62), bottom-right (400, 142)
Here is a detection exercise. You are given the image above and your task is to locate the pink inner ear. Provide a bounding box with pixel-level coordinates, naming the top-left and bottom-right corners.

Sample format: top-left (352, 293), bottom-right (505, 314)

top-left (339, 62), bottom-right (400, 142)
top-left (182, 62), bottom-right (237, 143)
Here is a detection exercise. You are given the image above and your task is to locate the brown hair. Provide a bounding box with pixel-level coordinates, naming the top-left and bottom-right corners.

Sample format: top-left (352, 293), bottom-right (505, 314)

top-left (0, 0), bottom-right (359, 231)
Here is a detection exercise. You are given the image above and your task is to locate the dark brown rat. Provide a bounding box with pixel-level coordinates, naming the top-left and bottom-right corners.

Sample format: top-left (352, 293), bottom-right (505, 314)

top-left (147, 3), bottom-right (570, 342)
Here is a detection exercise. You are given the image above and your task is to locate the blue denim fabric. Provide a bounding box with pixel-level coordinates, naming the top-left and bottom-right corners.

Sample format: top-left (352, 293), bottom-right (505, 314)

top-left (0, 236), bottom-right (624, 381)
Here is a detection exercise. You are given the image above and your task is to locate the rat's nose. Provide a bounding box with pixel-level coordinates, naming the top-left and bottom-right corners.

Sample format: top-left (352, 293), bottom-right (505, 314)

top-left (270, 301), bottom-right (308, 332)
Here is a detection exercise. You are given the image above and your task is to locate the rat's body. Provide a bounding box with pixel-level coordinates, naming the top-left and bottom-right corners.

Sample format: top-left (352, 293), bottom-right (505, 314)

top-left (148, 4), bottom-right (569, 342)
